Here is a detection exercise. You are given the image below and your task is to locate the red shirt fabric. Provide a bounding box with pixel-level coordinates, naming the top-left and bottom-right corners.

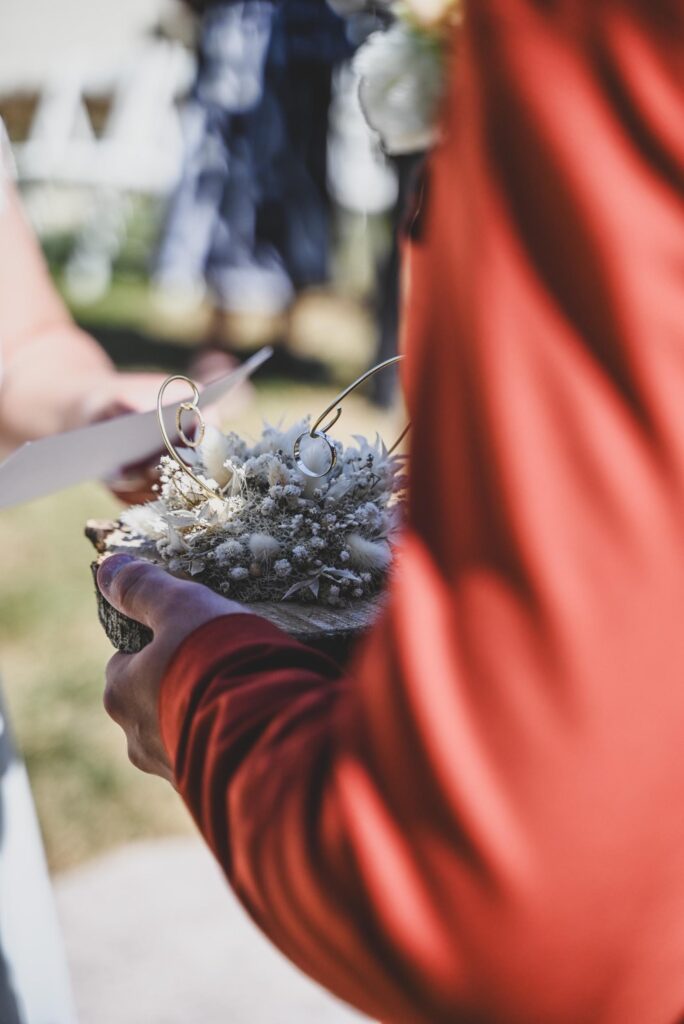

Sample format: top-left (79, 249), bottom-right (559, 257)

top-left (160, 3), bottom-right (684, 1021)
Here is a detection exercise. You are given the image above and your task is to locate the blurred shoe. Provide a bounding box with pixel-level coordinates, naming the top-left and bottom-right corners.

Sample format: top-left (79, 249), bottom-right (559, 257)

top-left (151, 270), bottom-right (207, 318)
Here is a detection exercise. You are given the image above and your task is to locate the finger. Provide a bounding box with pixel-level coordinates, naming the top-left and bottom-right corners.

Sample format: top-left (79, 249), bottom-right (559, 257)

top-left (98, 556), bottom-right (186, 629)
top-left (97, 556), bottom-right (182, 630)
top-left (98, 554), bottom-right (241, 633)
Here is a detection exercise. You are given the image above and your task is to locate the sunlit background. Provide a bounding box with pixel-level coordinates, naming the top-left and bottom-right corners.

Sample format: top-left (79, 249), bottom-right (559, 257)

top-left (0, 1), bottom-right (407, 1020)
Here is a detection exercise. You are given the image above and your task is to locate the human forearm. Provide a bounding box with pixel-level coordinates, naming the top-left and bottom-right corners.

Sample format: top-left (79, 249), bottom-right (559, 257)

top-left (0, 321), bottom-right (115, 446)
top-left (0, 174), bottom-right (117, 446)
top-left (159, 615), bottom-right (427, 1023)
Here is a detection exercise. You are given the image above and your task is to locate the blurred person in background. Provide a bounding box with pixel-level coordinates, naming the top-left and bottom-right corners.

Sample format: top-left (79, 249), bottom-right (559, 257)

top-left (155, 0), bottom-right (414, 404)
top-left (0, 120), bottom-right (199, 1023)
top-left (154, 0), bottom-right (351, 325)
top-left (327, 0), bottom-right (421, 410)
top-left (97, 2), bottom-right (684, 1022)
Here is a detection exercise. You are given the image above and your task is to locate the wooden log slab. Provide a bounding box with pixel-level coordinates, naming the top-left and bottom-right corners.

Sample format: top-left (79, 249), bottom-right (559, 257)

top-left (86, 520), bottom-right (381, 666)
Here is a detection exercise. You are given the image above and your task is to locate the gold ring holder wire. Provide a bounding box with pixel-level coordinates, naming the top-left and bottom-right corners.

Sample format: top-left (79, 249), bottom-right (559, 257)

top-left (293, 355), bottom-right (410, 479)
top-left (157, 357), bottom-right (410, 496)
top-left (156, 375), bottom-right (217, 501)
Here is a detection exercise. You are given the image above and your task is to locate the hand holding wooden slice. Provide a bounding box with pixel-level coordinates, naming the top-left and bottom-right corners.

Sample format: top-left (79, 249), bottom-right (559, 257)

top-left (86, 520), bottom-right (382, 666)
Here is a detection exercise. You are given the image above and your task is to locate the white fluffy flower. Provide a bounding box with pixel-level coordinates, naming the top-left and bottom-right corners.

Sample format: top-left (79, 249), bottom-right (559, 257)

top-left (213, 539), bottom-right (245, 562)
top-left (248, 533), bottom-right (281, 562)
top-left (355, 21), bottom-right (444, 155)
top-left (200, 425), bottom-right (234, 488)
top-left (120, 501), bottom-right (167, 540)
top-left (346, 534), bottom-right (392, 572)
top-left (163, 525), bottom-right (189, 555)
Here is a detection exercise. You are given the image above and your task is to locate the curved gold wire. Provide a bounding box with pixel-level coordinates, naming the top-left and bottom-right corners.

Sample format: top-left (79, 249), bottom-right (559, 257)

top-left (156, 375), bottom-right (218, 501)
top-left (156, 360), bottom-right (410, 494)
top-left (293, 355), bottom-right (410, 478)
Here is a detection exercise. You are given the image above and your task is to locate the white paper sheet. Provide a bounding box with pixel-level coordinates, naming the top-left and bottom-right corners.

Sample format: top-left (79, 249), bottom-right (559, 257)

top-left (0, 347), bottom-right (272, 510)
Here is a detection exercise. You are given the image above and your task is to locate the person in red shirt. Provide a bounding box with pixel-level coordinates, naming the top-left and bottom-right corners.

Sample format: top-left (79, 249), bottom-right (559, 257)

top-left (97, 2), bottom-right (684, 1021)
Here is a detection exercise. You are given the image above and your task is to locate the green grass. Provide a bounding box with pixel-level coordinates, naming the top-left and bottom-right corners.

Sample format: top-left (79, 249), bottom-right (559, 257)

top-left (0, 484), bottom-right (195, 870)
top-left (0, 380), bottom-right (401, 871)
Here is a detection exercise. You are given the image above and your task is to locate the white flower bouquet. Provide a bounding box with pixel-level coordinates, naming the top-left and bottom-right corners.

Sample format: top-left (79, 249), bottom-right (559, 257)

top-left (119, 420), bottom-right (407, 607)
top-left (88, 415), bottom-right (407, 660)
top-left (354, 0), bottom-right (463, 155)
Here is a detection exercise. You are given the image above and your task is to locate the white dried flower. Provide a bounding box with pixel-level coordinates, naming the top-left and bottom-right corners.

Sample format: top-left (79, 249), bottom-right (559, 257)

top-left (196, 497), bottom-right (238, 527)
top-left (164, 525), bottom-right (189, 555)
top-left (120, 502), bottom-right (167, 540)
top-left (248, 533), bottom-right (281, 562)
top-left (274, 559), bottom-right (292, 578)
top-left (230, 567), bottom-right (249, 581)
top-left (200, 425), bottom-right (234, 488)
top-left (325, 476), bottom-right (354, 503)
top-left (346, 534), bottom-right (392, 572)
top-left (355, 21), bottom-right (444, 155)
top-left (213, 539), bottom-right (245, 562)
top-left (283, 484), bottom-right (302, 507)
top-left (268, 462), bottom-right (290, 487)
top-left (163, 510), bottom-right (198, 529)
top-left (356, 502), bottom-right (382, 529)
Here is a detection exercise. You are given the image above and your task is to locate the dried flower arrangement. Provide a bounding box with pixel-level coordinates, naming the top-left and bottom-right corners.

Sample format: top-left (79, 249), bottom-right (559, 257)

top-left (116, 420), bottom-right (407, 608)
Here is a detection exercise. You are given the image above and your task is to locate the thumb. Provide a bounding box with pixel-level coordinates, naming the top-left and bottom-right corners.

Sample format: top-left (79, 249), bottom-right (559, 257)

top-left (97, 555), bottom-right (181, 629)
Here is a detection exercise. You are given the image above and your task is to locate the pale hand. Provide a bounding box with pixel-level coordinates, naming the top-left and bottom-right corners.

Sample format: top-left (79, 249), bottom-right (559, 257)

top-left (74, 372), bottom-right (187, 505)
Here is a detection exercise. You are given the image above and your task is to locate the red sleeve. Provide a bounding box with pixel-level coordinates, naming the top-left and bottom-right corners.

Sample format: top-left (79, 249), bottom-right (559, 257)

top-left (160, 4), bottom-right (684, 1022)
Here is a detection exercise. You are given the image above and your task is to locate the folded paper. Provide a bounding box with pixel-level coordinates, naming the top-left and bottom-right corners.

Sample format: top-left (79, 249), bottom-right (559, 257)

top-left (0, 348), bottom-right (272, 509)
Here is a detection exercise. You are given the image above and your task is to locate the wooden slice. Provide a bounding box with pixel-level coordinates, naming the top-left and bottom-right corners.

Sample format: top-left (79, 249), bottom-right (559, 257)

top-left (86, 520), bottom-right (381, 666)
